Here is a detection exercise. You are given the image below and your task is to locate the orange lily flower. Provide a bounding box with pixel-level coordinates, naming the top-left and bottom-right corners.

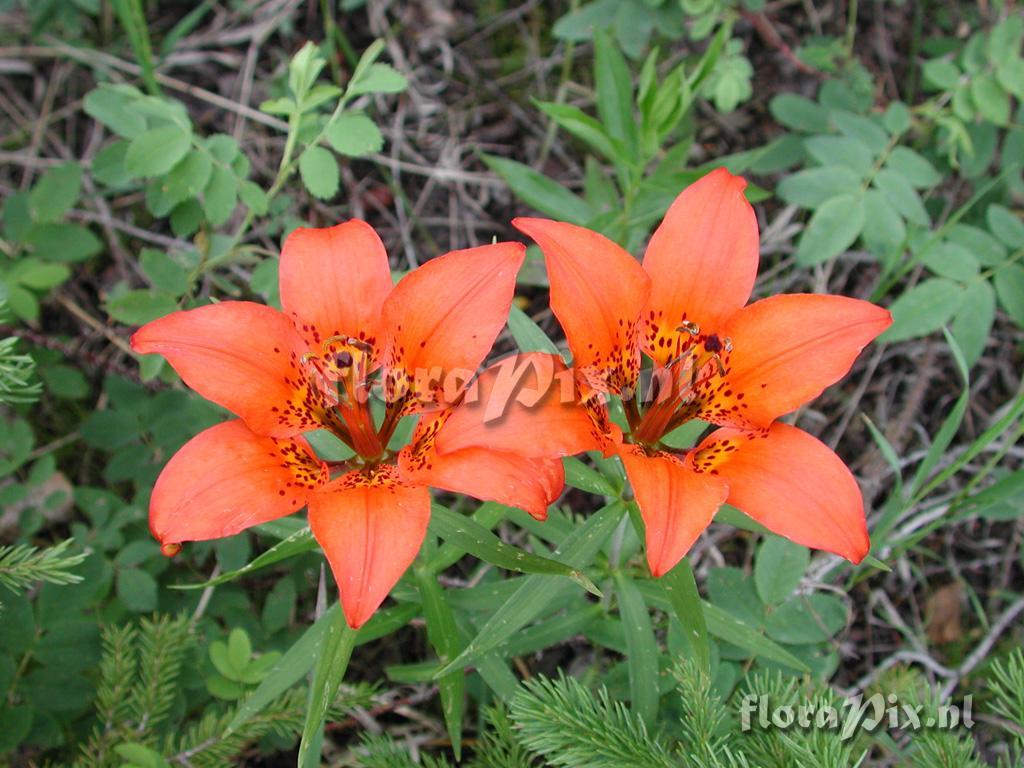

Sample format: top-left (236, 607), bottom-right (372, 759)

top-left (132, 221), bottom-right (595, 628)
top-left (514, 168), bottom-right (893, 578)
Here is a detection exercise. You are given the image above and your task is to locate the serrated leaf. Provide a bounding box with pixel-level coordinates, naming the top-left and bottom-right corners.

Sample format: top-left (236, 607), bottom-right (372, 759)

top-left (298, 146), bottom-right (338, 200)
top-left (348, 62), bottom-right (407, 96)
top-left (324, 113), bottom-right (383, 157)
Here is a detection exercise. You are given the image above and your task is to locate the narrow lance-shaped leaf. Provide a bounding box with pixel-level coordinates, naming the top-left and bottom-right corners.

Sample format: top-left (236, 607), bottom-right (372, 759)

top-left (297, 609), bottom-right (358, 765)
top-left (435, 500), bottom-right (626, 676)
top-left (172, 526), bottom-right (318, 590)
top-left (660, 557), bottom-right (710, 674)
top-left (415, 567), bottom-right (465, 760)
top-left (429, 504), bottom-right (601, 596)
top-left (613, 571), bottom-right (659, 727)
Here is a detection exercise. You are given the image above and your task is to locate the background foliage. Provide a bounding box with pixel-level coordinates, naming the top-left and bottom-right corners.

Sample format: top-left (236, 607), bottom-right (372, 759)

top-left (0, 0), bottom-right (1022, 765)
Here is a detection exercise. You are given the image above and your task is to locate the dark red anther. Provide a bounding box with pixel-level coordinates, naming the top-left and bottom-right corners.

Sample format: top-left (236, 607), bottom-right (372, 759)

top-left (704, 334), bottom-right (723, 353)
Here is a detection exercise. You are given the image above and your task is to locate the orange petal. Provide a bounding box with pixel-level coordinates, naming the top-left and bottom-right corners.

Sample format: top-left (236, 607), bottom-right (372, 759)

top-left (620, 445), bottom-right (728, 577)
top-left (131, 302), bottom-right (336, 438)
top-left (689, 423), bottom-right (870, 562)
top-left (698, 294), bottom-right (892, 429)
top-left (308, 465), bottom-right (431, 629)
top-left (399, 439), bottom-right (564, 520)
top-left (150, 419), bottom-right (326, 549)
top-left (381, 242), bottom-right (525, 412)
top-left (434, 353), bottom-right (598, 458)
top-left (641, 168), bottom-right (759, 366)
top-left (279, 220), bottom-right (393, 361)
top-left (513, 217), bottom-right (649, 395)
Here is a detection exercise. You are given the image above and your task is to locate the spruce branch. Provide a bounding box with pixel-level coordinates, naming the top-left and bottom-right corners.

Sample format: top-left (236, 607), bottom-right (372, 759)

top-left (509, 673), bottom-right (676, 768)
top-left (0, 539), bottom-right (86, 595)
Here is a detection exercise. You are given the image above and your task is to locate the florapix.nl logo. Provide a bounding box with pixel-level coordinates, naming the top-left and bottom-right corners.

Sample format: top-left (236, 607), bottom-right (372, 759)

top-left (739, 691), bottom-right (974, 742)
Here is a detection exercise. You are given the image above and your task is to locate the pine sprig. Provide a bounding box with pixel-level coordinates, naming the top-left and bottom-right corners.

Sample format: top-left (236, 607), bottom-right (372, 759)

top-left (509, 673), bottom-right (677, 768)
top-left (0, 539), bottom-right (86, 595)
top-left (0, 298), bottom-right (42, 405)
top-left (467, 703), bottom-right (538, 768)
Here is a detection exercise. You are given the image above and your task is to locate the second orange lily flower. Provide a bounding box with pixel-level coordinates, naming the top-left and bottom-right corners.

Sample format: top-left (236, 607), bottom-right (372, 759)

top-left (515, 168), bottom-right (892, 578)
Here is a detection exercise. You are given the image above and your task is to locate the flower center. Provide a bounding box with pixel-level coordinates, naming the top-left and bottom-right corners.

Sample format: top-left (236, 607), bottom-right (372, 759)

top-left (630, 322), bottom-right (733, 447)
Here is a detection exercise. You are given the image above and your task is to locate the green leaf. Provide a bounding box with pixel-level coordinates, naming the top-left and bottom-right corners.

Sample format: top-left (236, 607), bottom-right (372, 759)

top-left (660, 558), bottom-right (709, 673)
top-left (25, 223), bottom-right (102, 263)
top-left (140, 249), bottom-right (189, 295)
top-left (777, 166), bottom-right (861, 209)
top-left (288, 41), bottom-right (326, 101)
top-left (238, 181), bottom-right (268, 215)
top-left (125, 125), bottom-right (192, 178)
top-left (881, 278), bottom-right (966, 342)
top-left (921, 242), bottom-right (979, 281)
top-left (227, 628), bottom-right (252, 671)
top-left (298, 146), bottom-right (339, 200)
top-left (795, 193), bottom-right (866, 265)
top-left (987, 204), bottom-right (1024, 248)
top-left (202, 166), bottom-right (237, 226)
top-left (594, 29), bottom-right (636, 152)
top-left (173, 526), bottom-right (318, 589)
top-left (163, 150), bottom-right (213, 206)
top-left (970, 74), bottom-right (1010, 125)
top-left (862, 189), bottom-right (906, 257)
top-left (921, 58), bottom-right (961, 90)
top-left (769, 93), bottom-right (831, 133)
top-left (754, 537), bottom-right (809, 605)
top-left (805, 135), bottom-right (874, 176)
top-left (297, 611), bottom-right (358, 766)
top-left (994, 263), bottom-right (1024, 326)
top-left (613, 571), bottom-right (659, 726)
top-left (482, 154), bottom-right (592, 223)
top-left (765, 594), bottom-right (847, 644)
top-left (84, 85), bottom-right (147, 138)
top-left (116, 567), bottom-right (158, 612)
top-left (106, 290), bottom-right (178, 325)
top-left (909, 328), bottom-right (970, 499)
top-left (324, 112), bottom-right (384, 157)
top-left (436, 500), bottom-right (625, 675)
top-left (507, 305), bottom-right (560, 354)
top-left (28, 163), bottom-right (82, 223)
top-left (535, 101), bottom-right (624, 165)
top-left (563, 455), bottom-right (618, 496)
top-left (429, 505), bottom-right (600, 596)
top-left (348, 63), bottom-right (408, 96)
top-left (874, 168), bottom-right (930, 226)
top-left (415, 569), bottom-right (464, 759)
top-left (886, 147), bottom-right (941, 188)
top-left (10, 259), bottom-right (70, 290)
top-left (951, 280), bottom-right (995, 367)
top-left (92, 141), bottom-right (132, 187)
top-left (831, 110), bottom-right (889, 153)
